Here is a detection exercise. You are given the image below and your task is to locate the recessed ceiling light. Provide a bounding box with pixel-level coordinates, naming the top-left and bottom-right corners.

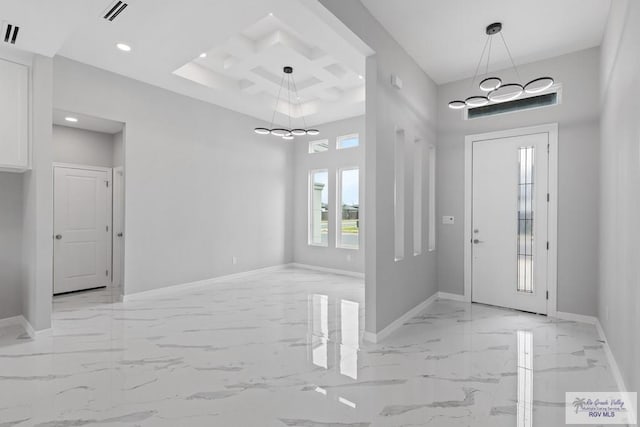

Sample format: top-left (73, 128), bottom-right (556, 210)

top-left (65, 116), bottom-right (79, 123)
top-left (358, 75), bottom-right (363, 80)
top-left (116, 43), bottom-right (131, 52)
top-left (199, 52), bottom-right (207, 58)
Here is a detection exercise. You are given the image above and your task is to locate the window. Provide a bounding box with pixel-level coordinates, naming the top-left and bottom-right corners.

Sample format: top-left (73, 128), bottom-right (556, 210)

top-left (309, 170), bottom-right (329, 246)
top-left (517, 146), bottom-right (535, 293)
top-left (428, 145), bottom-right (436, 251)
top-left (337, 134), bottom-right (359, 149)
top-left (337, 168), bottom-right (359, 249)
top-left (467, 91), bottom-right (559, 120)
top-left (394, 128), bottom-right (405, 261)
top-left (309, 139), bottom-right (329, 154)
top-left (413, 140), bottom-right (423, 255)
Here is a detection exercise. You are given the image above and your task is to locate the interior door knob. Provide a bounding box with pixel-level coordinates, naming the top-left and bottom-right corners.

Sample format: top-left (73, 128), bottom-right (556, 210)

top-left (117, 233), bottom-right (123, 237)
top-left (55, 234), bottom-right (62, 240)
top-left (473, 239), bottom-right (484, 244)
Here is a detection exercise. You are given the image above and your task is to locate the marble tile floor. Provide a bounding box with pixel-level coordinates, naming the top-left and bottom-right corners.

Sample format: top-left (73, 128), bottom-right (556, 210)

top-left (0, 267), bottom-right (621, 426)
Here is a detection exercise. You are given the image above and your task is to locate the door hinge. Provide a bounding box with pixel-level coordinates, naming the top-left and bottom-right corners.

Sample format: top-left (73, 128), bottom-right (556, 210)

top-left (546, 241), bottom-right (550, 250)
top-left (105, 269), bottom-right (109, 276)
top-left (547, 143), bottom-right (550, 153)
top-left (546, 291), bottom-right (549, 300)
top-left (547, 193), bottom-right (550, 202)
top-left (106, 181), bottom-right (109, 188)
top-left (106, 225), bottom-right (109, 232)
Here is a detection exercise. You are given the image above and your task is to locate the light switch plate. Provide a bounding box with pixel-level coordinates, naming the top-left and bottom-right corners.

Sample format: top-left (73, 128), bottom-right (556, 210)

top-left (442, 216), bottom-right (455, 225)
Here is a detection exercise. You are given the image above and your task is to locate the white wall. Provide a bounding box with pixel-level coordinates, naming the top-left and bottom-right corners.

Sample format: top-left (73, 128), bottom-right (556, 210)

top-left (53, 57), bottom-right (293, 295)
top-left (319, 0), bottom-right (439, 335)
top-left (52, 125), bottom-right (115, 167)
top-left (22, 55), bottom-right (54, 331)
top-left (113, 131), bottom-right (124, 167)
top-left (599, 0), bottom-right (639, 393)
top-left (293, 115), bottom-right (365, 273)
top-left (437, 48), bottom-right (601, 317)
top-left (0, 172), bottom-right (23, 319)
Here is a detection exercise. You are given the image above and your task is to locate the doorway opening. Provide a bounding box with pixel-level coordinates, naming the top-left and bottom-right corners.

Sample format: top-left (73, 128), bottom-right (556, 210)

top-left (463, 123), bottom-right (558, 316)
top-left (51, 110), bottom-right (125, 300)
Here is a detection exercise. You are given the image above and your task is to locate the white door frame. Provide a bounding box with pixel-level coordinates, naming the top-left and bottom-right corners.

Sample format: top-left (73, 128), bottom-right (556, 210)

top-left (52, 162), bottom-right (113, 289)
top-left (112, 165), bottom-right (124, 289)
top-left (463, 123), bottom-right (558, 316)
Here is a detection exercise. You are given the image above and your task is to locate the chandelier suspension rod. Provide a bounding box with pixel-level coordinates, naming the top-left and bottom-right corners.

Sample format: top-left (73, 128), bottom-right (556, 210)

top-left (499, 31), bottom-right (523, 85)
top-left (269, 73), bottom-right (286, 130)
top-left (470, 35), bottom-right (490, 90)
top-left (484, 35), bottom-right (493, 79)
top-left (291, 75), bottom-right (308, 131)
top-left (287, 74), bottom-right (292, 131)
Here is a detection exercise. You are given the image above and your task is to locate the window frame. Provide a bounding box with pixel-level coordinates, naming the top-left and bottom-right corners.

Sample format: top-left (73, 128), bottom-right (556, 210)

top-left (336, 167), bottom-right (360, 250)
top-left (308, 139), bottom-right (329, 154)
top-left (336, 133), bottom-right (360, 150)
top-left (308, 168), bottom-right (329, 247)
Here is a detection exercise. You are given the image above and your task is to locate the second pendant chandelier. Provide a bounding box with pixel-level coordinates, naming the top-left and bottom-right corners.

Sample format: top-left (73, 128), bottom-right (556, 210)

top-left (448, 22), bottom-right (554, 110)
top-left (254, 66), bottom-right (319, 139)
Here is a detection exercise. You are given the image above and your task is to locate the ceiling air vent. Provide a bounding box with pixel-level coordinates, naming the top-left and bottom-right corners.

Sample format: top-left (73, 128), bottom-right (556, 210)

top-left (1, 21), bottom-right (20, 45)
top-left (466, 90), bottom-right (560, 120)
top-left (102, 1), bottom-right (129, 21)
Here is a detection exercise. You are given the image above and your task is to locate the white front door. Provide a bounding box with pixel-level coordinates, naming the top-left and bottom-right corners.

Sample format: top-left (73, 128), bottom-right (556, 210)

top-left (472, 132), bottom-right (549, 314)
top-left (54, 166), bottom-right (111, 294)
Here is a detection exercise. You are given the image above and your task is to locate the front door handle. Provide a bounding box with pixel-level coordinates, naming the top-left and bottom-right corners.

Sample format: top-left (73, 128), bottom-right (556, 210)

top-left (473, 239), bottom-right (484, 244)
top-left (55, 234), bottom-right (62, 240)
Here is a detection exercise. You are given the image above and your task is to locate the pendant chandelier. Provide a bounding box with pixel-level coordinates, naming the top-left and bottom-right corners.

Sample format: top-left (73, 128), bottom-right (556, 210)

top-left (254, 66), bottom-right (318, 139)
top-left (448, 22), bottom-right (554, 110)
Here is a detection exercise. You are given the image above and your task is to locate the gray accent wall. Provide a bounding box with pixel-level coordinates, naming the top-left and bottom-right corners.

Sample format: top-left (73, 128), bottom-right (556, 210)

top-left (437, 48), bottom-right (601, 317)
top-left (53, 57), bottom-right (294, 296)
top-left (53, 125), bottom-right (116, 168)
top-left (293, 115), bottom-right (365, 273)
top-left (113, 131), bottom-right (124, 168)
top-left (0, 172), bottom-right (23, 319)
top-left (320, 0), bottom-right (438, 334)
top-left (599, 0), bottom-right (639, 394)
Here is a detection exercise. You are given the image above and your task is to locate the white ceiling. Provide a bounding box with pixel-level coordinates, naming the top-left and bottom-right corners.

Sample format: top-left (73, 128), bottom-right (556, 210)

top-left (173, 13), bottom-right (365, 127)
top-left (361, 0), bottom-right (612, 84)
top-left (0, 0), bottom-right (369, 127)
top-left (53, 109), bottom-right (124, 134)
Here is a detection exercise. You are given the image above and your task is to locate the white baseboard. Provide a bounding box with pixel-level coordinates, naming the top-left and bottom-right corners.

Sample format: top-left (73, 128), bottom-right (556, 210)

top-left (0, 315), bottom-right (49, 339)
top-left (554, 311), bottom-right (598, 324)
top-left (438, 292), bottom-right (467, 302)
top-left (123, 264), bottom-right (288, 301)
top-left (0, 315), bottom-right (23, 329)
top-left (364, 292), bottom-right (439, 344)
top-left (287, 263), bottom-right (364, 279)
top-left (19, 316), bottom-right (36, 338)
top-left (596, 320), bottom-right (629, 394)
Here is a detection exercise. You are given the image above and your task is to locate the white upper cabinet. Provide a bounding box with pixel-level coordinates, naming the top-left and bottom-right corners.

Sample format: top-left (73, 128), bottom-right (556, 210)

top-left (0, 58), bottom-right (29, 172)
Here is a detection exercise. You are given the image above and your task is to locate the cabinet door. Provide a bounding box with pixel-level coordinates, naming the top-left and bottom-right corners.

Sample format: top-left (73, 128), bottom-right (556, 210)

top-left (0, 58), bottom-right (29, 171)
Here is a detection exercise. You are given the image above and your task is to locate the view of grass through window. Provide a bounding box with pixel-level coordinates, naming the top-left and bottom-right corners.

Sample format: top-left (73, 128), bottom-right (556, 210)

top-left (339, 168), bottom-right (359, 249)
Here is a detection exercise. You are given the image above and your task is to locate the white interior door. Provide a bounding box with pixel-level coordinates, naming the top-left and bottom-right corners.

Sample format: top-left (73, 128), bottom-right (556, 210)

top-left (472, 132), bottom-right (549, 314)
top-left (112, 166), bottom-right (124, 288)
top-left (54, 166), bottom-right (111, 294)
